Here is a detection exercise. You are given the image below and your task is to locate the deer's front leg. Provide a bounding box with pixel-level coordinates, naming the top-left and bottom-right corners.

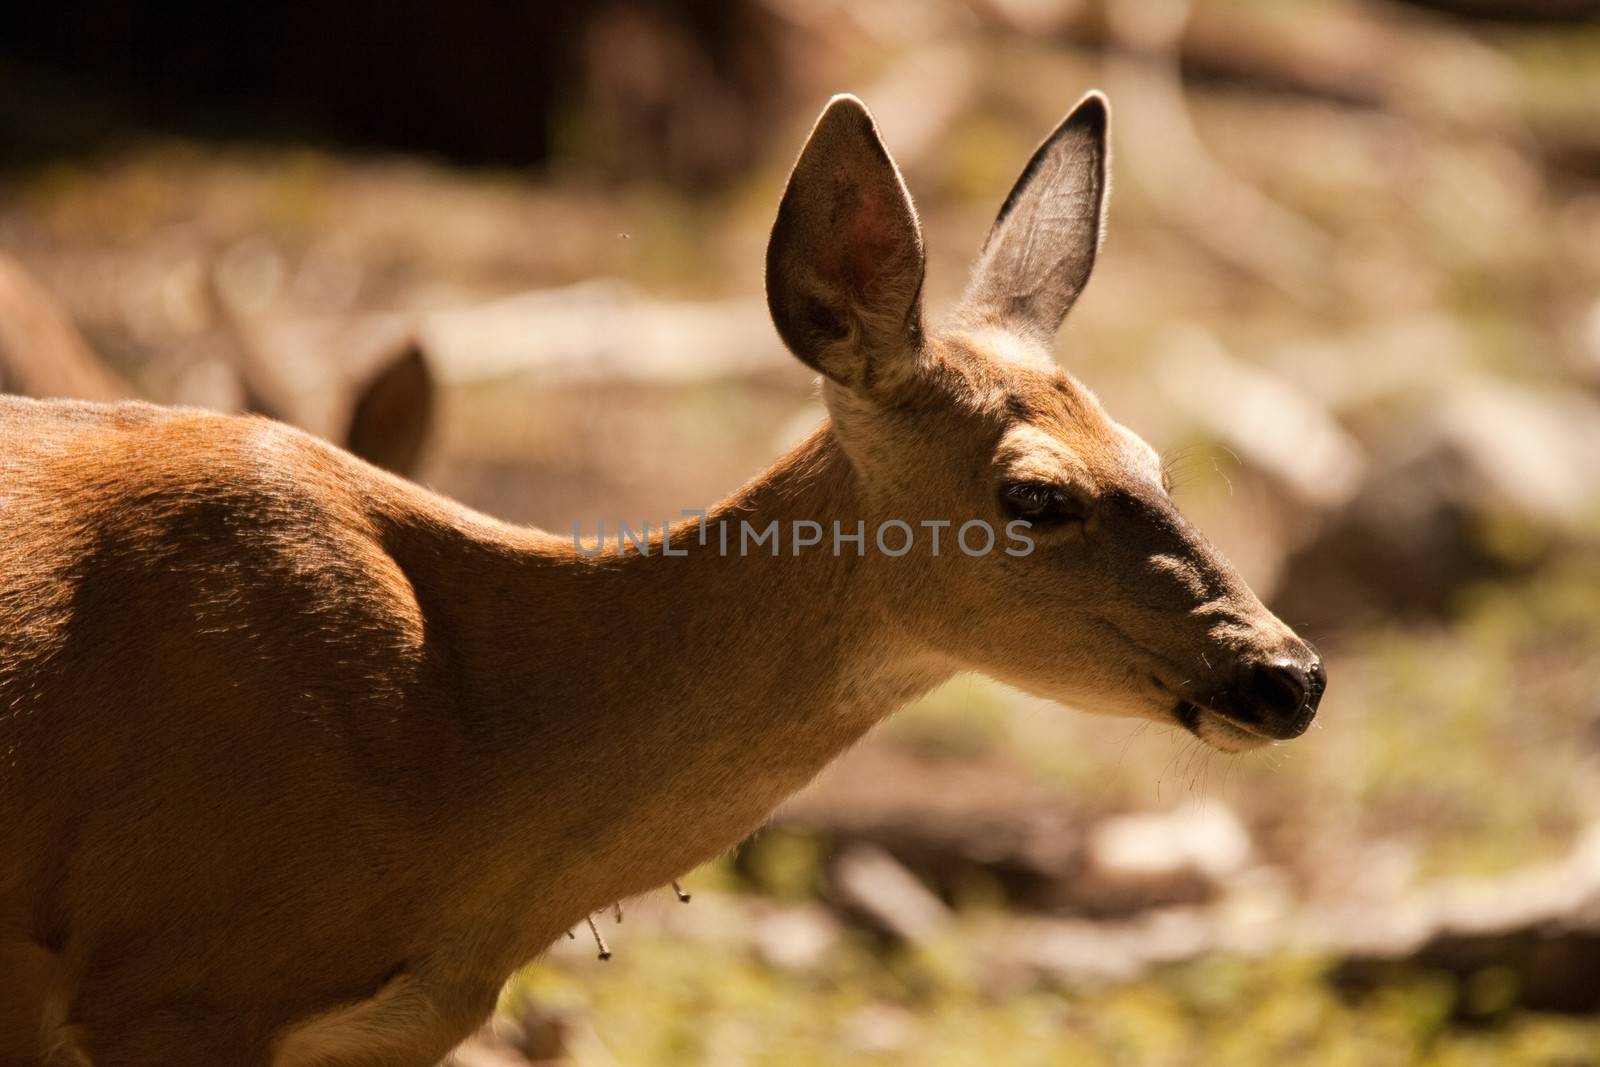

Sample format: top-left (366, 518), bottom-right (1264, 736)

top-left (0, 939), bottom-right (64, 1067)
top-left (269, 965), bottom-right (498, 1067)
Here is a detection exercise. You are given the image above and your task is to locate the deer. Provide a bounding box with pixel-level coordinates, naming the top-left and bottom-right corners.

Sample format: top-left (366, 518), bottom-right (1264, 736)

top-left (0, 251), bottom-right (435, 480)
top-left (0, 91), bottom-right (1324, 1066)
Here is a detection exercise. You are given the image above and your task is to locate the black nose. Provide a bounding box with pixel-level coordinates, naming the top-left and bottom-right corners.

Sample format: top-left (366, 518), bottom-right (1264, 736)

top-left (1239, 655), bottom-right (1325, 739)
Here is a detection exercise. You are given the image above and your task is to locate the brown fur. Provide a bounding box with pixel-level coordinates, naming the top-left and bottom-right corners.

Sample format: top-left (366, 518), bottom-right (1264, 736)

top-left (0, 92), bottom-right (1319, 1065)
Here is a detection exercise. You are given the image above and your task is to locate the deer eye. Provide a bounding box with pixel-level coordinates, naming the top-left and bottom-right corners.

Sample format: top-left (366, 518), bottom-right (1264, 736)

top-left (1000, 481), bottom-right (1085, 526)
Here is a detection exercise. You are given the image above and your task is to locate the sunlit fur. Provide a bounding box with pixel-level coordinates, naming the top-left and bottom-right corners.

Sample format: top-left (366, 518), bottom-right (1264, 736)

top-left (0, 92), bottom-right (1313, 1065)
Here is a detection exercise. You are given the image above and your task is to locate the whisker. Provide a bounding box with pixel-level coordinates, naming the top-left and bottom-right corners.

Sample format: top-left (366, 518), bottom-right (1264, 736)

top-left (1115, 720), bottom-right (1149, 771)
top-left (1209, 457), bottom-right (1236, 498)
top-left (1160, 443), bottom-right (1225, 494)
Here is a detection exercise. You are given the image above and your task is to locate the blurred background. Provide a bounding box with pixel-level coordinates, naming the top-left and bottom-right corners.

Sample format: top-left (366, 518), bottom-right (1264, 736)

top-left (4, 0), bottom-right (1600, 1063)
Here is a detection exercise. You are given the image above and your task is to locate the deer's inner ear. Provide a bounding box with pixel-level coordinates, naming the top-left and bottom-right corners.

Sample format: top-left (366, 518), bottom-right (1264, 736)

top-left (766, 95), bottom-right (925, 394)
top-left (957, 92), bottom-right (1109, 342)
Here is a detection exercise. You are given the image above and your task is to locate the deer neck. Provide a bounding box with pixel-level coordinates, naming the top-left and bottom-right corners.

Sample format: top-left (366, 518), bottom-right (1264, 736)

top-left (452, 423), bottom-right (952, 931)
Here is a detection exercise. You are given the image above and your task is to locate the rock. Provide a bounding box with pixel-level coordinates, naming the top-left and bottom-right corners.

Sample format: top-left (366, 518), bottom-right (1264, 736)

top-left (829, 843), bottom-right (952, 944)
top-left (1277, 380), bottom-right (1600, 626)
top-left (753, 906), bottom-right (841, 972)
top-left (843, 1003), bottom-right (917, 1055)
top-left (1089, 804), bottom-right (1254, 883)
top-left (1077, 804), bottom-right (1254, 917)
top-left (777, 746), bottom-right (1236, 919)
top-left (993, 822), bottom-right (1600, 1008)
top-left (1330, 825), bottom-right (1600, 1016)
top-left (1428, 382), bottom-right (1600, 525)
top-left (1003, 907), bottom-right (1216, 985)
top-left (774, 746), bottom-right (1090, 914)
top-left (1157, 329), bottom-right (1366, 513)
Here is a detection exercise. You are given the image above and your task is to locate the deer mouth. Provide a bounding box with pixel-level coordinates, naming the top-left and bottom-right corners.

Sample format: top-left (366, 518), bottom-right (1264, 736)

top-left (1173, 700), bottom-right (1272, 754)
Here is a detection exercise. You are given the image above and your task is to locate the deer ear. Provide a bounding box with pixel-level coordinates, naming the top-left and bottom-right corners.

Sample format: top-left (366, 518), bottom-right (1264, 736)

top-left (766, 95), bottom-right (925, 393)
top-left (959, 92), bottom-right (1109, 341)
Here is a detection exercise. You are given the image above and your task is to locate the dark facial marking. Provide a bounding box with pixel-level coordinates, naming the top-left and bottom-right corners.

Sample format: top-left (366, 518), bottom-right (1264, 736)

top-left (1175, 700), bottom-right (1203, 735)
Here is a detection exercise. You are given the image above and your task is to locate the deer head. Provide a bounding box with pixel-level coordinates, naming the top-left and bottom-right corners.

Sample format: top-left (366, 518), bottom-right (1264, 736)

top-left (766, 92), bottom-right (1324, 752)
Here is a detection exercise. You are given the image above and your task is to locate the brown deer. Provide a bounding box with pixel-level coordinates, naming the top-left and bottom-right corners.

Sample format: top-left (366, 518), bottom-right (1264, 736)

top-left (0, 251), bottom-right (435, 480)
top-left (0, 92), bottom-right (1323, 1066)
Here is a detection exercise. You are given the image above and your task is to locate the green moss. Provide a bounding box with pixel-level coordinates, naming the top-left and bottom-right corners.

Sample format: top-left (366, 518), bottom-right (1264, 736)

top-left (506, 936), bottom-right (1600, 1066)
top-left (735, 830), bottom-right (830, 901)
